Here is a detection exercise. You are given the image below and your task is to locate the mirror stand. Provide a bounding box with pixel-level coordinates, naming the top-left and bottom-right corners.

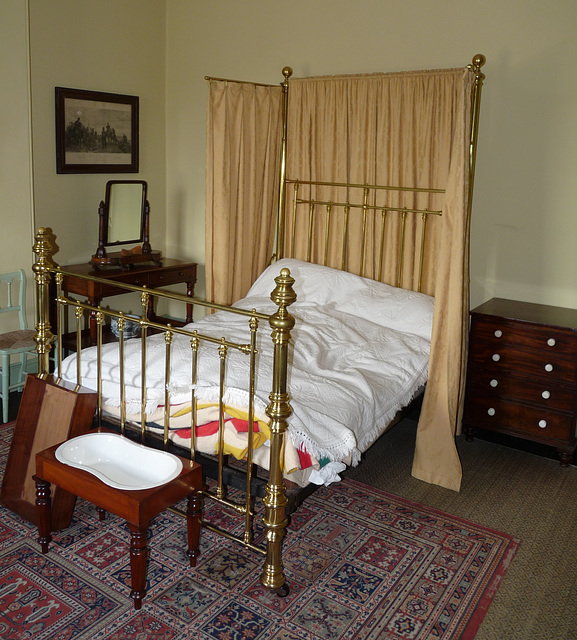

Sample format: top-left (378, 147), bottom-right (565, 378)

top-left (91, 180), bottom-right (162, 270)
top-left (91, 201), bottom-right (162, 269)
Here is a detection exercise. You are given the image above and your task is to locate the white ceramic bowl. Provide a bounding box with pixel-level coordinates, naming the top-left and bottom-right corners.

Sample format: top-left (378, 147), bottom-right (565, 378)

top-left (55, 433), bottom-right (183, 490)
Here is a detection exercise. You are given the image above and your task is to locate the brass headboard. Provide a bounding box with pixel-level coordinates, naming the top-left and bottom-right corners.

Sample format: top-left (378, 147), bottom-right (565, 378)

top-left (274, 55), bottom-right (486, 295)
top-left (282, 178), bottom-right (444, 293)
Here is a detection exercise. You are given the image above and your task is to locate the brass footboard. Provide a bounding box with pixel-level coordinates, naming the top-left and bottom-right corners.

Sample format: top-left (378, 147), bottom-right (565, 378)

top-left (32, 227), bottom-right (296, 594)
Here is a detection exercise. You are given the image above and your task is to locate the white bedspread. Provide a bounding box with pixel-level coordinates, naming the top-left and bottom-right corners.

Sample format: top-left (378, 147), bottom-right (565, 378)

top-left (60, 259), bottom-right (434, 468)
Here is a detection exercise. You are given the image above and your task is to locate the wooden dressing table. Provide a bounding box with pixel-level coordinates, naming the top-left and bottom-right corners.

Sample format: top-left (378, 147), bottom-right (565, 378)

top-left (55, 259), bottom-right (197, 349)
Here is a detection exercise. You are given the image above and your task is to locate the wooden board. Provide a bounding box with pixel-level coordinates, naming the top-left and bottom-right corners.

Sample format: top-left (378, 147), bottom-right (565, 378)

top-left (0, 374), bottom-right (98, 529)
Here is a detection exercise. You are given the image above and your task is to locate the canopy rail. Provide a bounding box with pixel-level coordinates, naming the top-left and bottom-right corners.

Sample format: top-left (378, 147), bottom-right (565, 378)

top-left (204, 75), bottom-right (279, 89)
top-left (285, 178), bottom-right (444, 292)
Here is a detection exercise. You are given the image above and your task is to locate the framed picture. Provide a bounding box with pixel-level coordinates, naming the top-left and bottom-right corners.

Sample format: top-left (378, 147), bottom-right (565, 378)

top-left (55, 87), bottom-right (139, 174)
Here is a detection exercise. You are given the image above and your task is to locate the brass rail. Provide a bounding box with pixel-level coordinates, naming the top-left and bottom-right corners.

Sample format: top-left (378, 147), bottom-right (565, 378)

top-left (205, 75), bottom-right (278, 89)
top-left (52, 266), bottom-right (270, 320)
top-left (295, 198), bottom-right (442, 216)
top-left (286, 178), bottom-right (445, 194)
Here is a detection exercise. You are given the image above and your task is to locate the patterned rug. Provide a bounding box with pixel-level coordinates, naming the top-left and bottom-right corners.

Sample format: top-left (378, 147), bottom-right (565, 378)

top-left (0, 422), bottom-right (519, 640)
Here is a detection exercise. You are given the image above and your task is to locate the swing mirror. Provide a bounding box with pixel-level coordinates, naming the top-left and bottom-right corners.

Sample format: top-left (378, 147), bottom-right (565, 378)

top-left (103, 180), bottom-right (147, 246)
top-left (91, 180), bottom-right (162, 268)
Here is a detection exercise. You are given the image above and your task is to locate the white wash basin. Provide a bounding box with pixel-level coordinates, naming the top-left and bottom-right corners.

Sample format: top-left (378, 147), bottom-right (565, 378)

top-left (55, 433), bottom-right (183, 490)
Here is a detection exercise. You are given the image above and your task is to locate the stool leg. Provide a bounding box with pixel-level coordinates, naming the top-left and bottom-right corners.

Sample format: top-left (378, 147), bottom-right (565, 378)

top-left (34, 476), bottom-right (52, 553)
top-left (186, 489), bottom-right (203, 568)
top-left (127, 522), bottom-right (149, 609)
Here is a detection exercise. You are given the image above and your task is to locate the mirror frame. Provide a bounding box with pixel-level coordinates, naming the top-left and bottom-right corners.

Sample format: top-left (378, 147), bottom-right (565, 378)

top-left (102, 180), bottom-right (147, 246)
top-left (92, 180), bottom-right (162, 268)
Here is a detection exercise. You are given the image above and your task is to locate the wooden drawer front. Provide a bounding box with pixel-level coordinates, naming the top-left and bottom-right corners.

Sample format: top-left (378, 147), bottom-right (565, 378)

top-left (466, 370), bottom-right (576, 413)
top-left (104, 272), bottom-right (148, 290)
top-left (149, 265), bottom-right (196, 288)
top-left (472, 317), bottom-right (577, 357)
top-left (465, 395), bottom-right (575, 443)
top-left (62, 272), bottom-right (147, 297)
top-left (468, 342), bottom-right (577, 383)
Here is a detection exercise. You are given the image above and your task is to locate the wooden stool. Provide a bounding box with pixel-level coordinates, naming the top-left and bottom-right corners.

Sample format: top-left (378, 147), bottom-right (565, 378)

top-left (34, 437), bottom-right (203, 610)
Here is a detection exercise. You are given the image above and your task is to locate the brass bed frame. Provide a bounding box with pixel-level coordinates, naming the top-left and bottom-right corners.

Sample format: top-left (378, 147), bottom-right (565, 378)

top-left (31, 55), bottom-right (486, 596)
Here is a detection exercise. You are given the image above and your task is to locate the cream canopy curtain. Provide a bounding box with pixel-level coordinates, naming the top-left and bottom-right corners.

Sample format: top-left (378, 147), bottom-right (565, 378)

top-left (206, 66), bottom-right (476, 491)
top-left (205, 80), bottom-right (283, 305)
top-left (285, 68), bottom-right (475, 491)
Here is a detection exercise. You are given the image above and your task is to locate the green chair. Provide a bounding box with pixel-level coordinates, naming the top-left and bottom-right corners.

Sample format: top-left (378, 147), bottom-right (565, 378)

top-left (0, 269), bottom-right (36, 423)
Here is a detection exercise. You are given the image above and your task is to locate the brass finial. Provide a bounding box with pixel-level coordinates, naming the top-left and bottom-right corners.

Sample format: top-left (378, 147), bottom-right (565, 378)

top-left (470, 54), bottom-right (486, 81)
top-left (32, 227), bottom-right (59, 272)
top-left (281, 67), bottom-right (293, 89)
top-left (270, 268), bottom-right (297, 311)
top-left (472, 54), bottom-right (486, 69)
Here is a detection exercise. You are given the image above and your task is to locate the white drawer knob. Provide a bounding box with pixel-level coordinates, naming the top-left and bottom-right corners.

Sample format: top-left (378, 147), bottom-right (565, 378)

top-left (494, 329), bottom-right (503, 338)
top-left (542, 390), bottom-right (551, 399)
top-left (538, 419), bottom-right (547, 429)
top-left (487, 408), bottom-right (496, 416)
top-left (547, 338), bottom-right (556, 347)
top-left (492, 353), bottom-right (501, 362)
top-left (544, 364), bottom-right (553, 372)
top-left (490, 379), bottom-right (499, 387)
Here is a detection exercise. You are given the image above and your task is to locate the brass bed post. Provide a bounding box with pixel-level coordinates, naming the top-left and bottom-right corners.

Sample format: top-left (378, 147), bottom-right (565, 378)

top-left (274, 67), bottom-right (292, 261)
top-left (139, 290), bottom-right (150, 444)
top-left (468, 54), bottom-right (486, 223)
top-left (32, 228), bottom-right (57, 376)
top-left (261, 267), bottom-right (296, 595)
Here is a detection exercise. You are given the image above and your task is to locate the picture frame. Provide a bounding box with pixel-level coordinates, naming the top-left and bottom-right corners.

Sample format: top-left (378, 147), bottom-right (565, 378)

top-left (55, 87), bottom-right (139, 174)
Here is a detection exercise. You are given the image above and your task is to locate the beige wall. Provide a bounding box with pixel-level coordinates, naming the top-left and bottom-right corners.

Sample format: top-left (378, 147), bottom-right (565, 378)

top-left (28, 0), bottom-right (167, 266)
top-left (2, 0), bottom-right (577, 326)
top-left (165, 0), bottom-right (577, 309)
top-left (0, 2), bottom-right (35, 331)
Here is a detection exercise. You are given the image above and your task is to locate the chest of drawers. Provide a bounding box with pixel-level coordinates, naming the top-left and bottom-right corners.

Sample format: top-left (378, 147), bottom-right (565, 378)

top-left (463, 297), bottom-right (577, 465)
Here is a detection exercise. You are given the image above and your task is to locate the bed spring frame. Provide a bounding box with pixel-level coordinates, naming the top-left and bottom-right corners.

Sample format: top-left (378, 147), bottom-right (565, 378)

top-left (32, 55), bottom-right (485, 596)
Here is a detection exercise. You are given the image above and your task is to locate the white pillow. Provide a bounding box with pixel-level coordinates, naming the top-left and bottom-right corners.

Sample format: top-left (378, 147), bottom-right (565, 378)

top-left (247, 258), bottom-right (435, 341)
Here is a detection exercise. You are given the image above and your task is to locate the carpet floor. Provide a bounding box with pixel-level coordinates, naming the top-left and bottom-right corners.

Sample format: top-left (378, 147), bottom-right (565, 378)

top-left (345, 415), bottom-right (577, 640)
top-left (0, 421), bottom-right (518, 640)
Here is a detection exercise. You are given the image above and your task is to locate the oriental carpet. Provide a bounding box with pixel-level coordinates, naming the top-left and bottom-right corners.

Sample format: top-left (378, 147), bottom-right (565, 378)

top-left (0, 422), bottom-right (518, 640)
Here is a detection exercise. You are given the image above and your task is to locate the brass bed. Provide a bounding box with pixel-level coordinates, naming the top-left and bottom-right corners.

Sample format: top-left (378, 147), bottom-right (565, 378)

top-left (31, 55), bottom-right (486, 596)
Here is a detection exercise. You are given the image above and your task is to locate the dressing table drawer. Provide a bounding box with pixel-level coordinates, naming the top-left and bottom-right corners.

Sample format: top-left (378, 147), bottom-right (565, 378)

top-left (463, 297), bottom-right (577, 466)
top-left (148, 264), bottom-right (196, 288)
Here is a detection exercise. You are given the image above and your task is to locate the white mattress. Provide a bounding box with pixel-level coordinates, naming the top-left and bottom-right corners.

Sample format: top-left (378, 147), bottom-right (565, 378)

top-left (61, 259), bottom-right (434, 477)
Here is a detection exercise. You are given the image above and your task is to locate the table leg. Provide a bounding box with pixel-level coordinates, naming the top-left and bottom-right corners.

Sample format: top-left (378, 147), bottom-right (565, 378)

top-left (88, 297), bottom-right (100, 345)
top-left (185, 281), bottom-right (195, 323)
top-left (186, 489), bottom-right (203, 567)
top-left (147, 296), bottom-right (155, 323)
top-left (127, 522), bottom-right (149, 610)
top-left (34, 476), bottom-right (52, 553)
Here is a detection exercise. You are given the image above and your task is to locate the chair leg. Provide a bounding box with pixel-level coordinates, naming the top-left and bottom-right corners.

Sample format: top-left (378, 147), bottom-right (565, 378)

top-left (17, 353), bottom-right (27, 391)
top-left (2, 353), bottom-right (9, 424)
top-left (127, 522), bottom-right (149, 610)
top-left (186, 488), bottom-right (203, 568)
